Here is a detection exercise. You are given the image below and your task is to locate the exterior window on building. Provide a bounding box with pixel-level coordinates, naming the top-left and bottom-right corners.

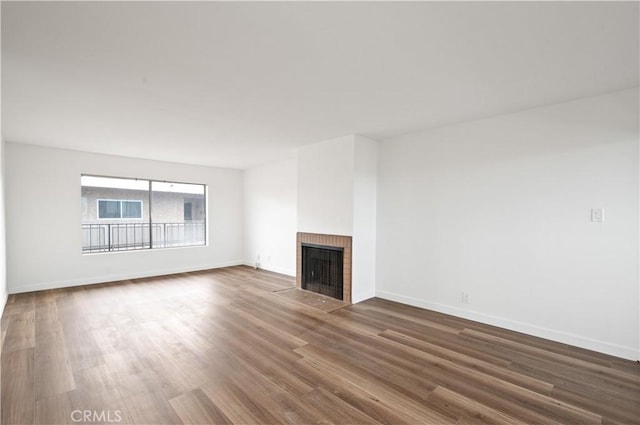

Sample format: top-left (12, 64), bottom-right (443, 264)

top-left (98, 200), bottom-right (143, 219)
top-left (122, 200), bottom-right (142, 218)
top-left (81, 175), bottom-right (206, 253)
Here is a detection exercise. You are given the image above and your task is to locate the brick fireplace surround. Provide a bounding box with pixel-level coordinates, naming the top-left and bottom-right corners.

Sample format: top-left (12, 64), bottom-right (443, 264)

top-left (296, 232), bottom-right (352, 304)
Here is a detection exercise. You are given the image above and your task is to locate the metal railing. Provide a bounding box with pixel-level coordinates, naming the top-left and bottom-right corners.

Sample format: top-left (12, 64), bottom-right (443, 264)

top-left (82, 221), bottom-right (205, 253)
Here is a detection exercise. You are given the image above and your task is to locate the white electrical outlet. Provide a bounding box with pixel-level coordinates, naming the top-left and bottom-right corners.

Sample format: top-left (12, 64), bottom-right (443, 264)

top-left (591, 208), bottom-right (604, 222)
top-left (461, 292), bottom-right (470, 304)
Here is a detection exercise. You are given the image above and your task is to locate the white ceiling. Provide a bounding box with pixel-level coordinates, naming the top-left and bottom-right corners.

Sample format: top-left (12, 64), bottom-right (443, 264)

top-left (2, 1), bottom-right (638, 169)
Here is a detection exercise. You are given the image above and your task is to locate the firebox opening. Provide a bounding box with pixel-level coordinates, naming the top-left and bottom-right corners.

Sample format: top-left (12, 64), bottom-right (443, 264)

top-left (301, 243), bottom-right (344, 301)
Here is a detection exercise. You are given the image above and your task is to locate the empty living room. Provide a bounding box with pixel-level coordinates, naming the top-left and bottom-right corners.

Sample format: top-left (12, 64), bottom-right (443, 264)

top-left (0, 1), bottom-right (638, 424)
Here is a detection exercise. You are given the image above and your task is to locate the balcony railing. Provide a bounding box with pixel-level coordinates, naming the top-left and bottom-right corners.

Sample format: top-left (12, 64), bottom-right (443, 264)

top-left (82, 221), bottom-right (205, 253)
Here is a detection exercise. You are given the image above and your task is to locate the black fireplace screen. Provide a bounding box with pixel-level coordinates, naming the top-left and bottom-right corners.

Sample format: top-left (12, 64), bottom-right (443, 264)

top-left (301, 244), bottom-right (344, 300)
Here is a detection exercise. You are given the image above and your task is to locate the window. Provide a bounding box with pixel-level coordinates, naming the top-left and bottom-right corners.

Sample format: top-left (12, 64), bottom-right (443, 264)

top-left (98, 200), bottom-right (143, 219)
top-left (81, 175), bottom-right (206, 253)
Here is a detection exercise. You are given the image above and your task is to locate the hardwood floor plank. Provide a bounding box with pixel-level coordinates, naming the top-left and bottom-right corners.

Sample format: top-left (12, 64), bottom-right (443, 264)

top-left (34, 329), bottom-right (76, 401)
top-left (294, 342), bottom-right (440, 402)
top-left (345, 303), bottom-right (463, 334)
top-left (294, 357), bottom-right (453, 425)
top-left (3, 311), bottom-right (35, 353)
top-left (367, 333), bottom-right (603, 425)
top-left (509, 359), bottom-right (640, 405)
top-left (70, 364), bottom-right (126, 408)
top-left (169, 388), bottom-right (232, 425)
top-left (35, 392), bottom-right (74, 425)
top-left (207, 324), bottom-right (316, 398)
top-left (205, 349), bottom-right (325, 425)
top-left (60, 325), bottom-right (105, 372)
top-left (201, 379), bottom-right (282, 425)
top-left (2, 293), bottom-right (35, 318)
top-left (90, 326), bottom-right (128, 356)
top-left (1, 348), bottom-right (35, 425)
top-left (294, 346), bottom-right (457, 425)
top-left (300, 387), bottom-right (384, 425)
top-left (34, 299), bottom-right (61, 337)
top-left (2, 266), bottom-right (637, 425)
top-left (551, 385), bottom-right (640, 425)
top-left (427, 386), bottom-right (530, 425)
top-left (121, 389), bottom-right (181, 425)
top-left (224, 304), bottom-right (309, 349)
top-left (461, 328), bottom-right (639, 386)
top-left (142, 345), bottom-right (216, 400)
top-left (333, 307), bottom-right (515, 367)
top-left (379, 329), bottom-right (554, 395)
top-left (102, 349), bottom-right (160, 398)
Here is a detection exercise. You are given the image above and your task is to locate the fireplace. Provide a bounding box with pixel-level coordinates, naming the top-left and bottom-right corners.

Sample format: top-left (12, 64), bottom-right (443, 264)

top-left (296, 232), bottom-right (352, 304)
top-left (301, 244), bottom-right (344, 300)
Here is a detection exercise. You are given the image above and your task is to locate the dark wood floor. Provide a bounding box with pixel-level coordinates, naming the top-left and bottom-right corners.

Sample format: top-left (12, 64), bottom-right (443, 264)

top-left (1, 266), bottom-right (638, 425)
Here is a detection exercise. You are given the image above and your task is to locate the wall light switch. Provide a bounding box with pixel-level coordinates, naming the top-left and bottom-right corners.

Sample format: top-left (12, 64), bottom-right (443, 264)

top-left (591, 208), bottom-right (604, 222)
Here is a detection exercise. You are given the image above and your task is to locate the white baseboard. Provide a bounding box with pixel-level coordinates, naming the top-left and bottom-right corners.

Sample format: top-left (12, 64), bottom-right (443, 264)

top-left (353, 290), bottom-right (376, 304)
top-left (0, 290), bottom-right (8, 318)
top-left (376, 290), bottom-right (639, 362)
top-left (8, 260), bottom-right (244, 294)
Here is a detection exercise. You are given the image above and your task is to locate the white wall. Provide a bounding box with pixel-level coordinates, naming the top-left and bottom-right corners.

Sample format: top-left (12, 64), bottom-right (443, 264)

top-left (296, 134), bottom-right (377, 303)
top-left (297, 135), bottom-right (355, 236)
top-left (5, 143), bottom-right (243, 293)
top-left (352, 136), bottom-right (377, 303)
top-left (0, 1), bottom-right (6, 316)
top-left (376, 88), bottom-right (639, 360)
top-left (0, 140), bottom-right (6, 309)
top-left (0, 7), bottom-right (5, 417)
top-left (243, 157), bottom-right (297, 276)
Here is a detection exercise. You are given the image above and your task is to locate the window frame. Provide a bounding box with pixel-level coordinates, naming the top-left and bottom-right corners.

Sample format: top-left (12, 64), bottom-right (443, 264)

top-left (82, 174), bottom-right (207, 254)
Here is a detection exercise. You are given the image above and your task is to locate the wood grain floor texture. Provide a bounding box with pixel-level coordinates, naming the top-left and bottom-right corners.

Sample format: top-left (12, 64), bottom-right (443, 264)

top-left (1, 266), bottom-right (638, 425)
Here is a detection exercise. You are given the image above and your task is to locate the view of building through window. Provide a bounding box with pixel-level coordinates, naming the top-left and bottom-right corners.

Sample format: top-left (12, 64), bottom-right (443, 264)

top-left (81, 175), bottom-right (206, 253)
